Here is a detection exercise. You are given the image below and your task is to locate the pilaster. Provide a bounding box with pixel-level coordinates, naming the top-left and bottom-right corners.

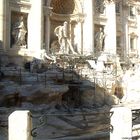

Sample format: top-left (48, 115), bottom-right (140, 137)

top-left (104, 2), bottom-right (116, 54)
top-left (82, 0), bottom-right (94, 55)
top-left (28, 0), bottom-right (43, 58)
top-left (0, 0), bottom-right (4, 49)
top-left (45, 0), bottom-right (52, 53)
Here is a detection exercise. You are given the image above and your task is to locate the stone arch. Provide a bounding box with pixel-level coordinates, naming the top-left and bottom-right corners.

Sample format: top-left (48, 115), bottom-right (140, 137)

top-left (47, 0), bottom-right (83, 14)
top-left (46, 0), bottom-right (83, 54)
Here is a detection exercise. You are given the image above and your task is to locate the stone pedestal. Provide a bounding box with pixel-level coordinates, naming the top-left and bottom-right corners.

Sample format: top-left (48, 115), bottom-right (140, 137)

top-left (110, 107), bottom-right (132, 140)
top-left (9, 111), bottom-right (32, 140)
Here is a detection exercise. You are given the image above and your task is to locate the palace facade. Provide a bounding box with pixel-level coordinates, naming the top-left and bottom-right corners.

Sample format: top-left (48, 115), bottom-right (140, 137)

top-left (0, 0), bottom-right (140, 64)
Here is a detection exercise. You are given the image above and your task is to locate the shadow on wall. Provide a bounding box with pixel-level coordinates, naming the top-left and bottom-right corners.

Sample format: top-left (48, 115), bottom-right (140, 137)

top-left (0, 40), bottom-right (2, 48)
top-left (0, 54), bottom-right (122, 108)
top-left (0, 40), bottom-right (2, 64)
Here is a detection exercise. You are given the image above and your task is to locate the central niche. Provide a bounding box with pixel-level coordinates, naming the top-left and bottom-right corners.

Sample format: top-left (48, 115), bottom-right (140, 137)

top-left (50, 0), bottom-right (75, 14)
top-left (11, 11), bottom-right (28, 48)
top-left (49, 0), bottom-right (82, 54)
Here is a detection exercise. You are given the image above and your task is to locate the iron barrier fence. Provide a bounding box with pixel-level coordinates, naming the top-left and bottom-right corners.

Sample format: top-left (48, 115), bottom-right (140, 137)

top-left (7, 106), bottom-right (140, 140)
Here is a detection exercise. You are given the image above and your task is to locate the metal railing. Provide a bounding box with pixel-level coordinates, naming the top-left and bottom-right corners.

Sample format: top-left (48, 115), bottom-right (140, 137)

top-left (31, 110), bottom-right (113, 139)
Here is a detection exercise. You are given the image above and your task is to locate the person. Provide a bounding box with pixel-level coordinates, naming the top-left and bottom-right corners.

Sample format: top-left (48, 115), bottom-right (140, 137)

top-left (95, 27), bottom-right (105, 53)
top-left (12, 16), bottom-right (27, 46)
top-left (54, 22), bottom-right (77, 54)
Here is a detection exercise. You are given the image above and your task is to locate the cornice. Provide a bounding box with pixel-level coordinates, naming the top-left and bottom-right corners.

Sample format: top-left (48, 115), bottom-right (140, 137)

top-left (50, 12), bottom-right (85, 22)
top-left (9, 0), bottom-right (31, 10)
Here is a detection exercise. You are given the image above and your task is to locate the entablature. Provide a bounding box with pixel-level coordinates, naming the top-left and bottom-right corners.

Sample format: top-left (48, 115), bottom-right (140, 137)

top-left (50, 12), bottom-right (85, 23)
top-left (94, 15), bottom-right (107, 25)
top-left (9, 0), bottom-right (31, 11)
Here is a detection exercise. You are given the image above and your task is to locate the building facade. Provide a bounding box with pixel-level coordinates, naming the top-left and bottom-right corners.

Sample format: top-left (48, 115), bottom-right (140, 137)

top-left (0, 0), bottom-right (140, 64)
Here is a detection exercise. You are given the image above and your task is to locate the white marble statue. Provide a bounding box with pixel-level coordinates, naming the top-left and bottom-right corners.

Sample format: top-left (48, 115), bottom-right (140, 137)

top-left (12, 16), bottom-right (27, 47)
top-left (95, 27), bottom-right (105, 53)
top-left (54, 21), bottom-right (77, 54)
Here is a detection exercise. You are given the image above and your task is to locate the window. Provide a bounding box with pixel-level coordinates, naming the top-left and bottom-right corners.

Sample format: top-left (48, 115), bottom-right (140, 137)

top-left (117, 36), bottom-right (121, 48)
top-left (130, 37), bottom-right (135, 50)
top-left (116, 36), bottom-right (121, 56)
top-left (44, 0), bottom-right (47, 6)
top-left (116, 2), bottom-right (120, 14)
top-left (95, 0), bottom-right (105, 14)
top-left (129, 36), bottom-right (138, 57)
top-left (129, 6), bottom-right (135, 18)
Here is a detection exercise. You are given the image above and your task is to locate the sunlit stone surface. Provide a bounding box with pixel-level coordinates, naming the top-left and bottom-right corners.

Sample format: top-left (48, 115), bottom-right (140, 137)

top-left (0, 0), bottom-right (140, 140)
top-left (9, 111), bottom-right (32, 140)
